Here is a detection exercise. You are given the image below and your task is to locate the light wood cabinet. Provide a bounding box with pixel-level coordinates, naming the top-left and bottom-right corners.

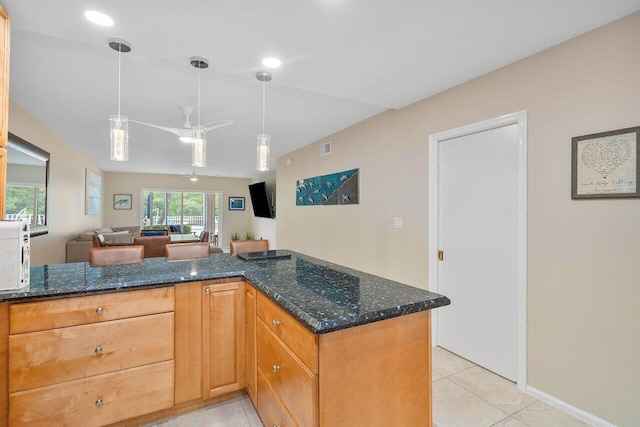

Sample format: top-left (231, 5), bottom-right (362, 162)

top-left (7, 287), bottom-right (176, 426)
top-left (257, 371), bottom-right (296, 427)
top-left (202, 280), bottom-right (245, 399)
top-left (245, 284), bottom-right (257, 405)
top-left (9, 286), bottom-right (174, 334)
top-left (255, 290), bottom-right (432, 427)
top-left (318, 310), bottom-right (432, 426)
top-left (258, 319), bottom-right (318, 427)
top-left (9, 360), bottom-right (174, 427)
top-left (9, 313), bottom-right (174, 392)
top-left (174, 281), bottom-right (203, 404)
top-left (0, 5), bottom-right (9, 219)
top-left (257, 293), bottom-right (318, 372)
top-left (1, 278), bottom-right (433, 426)
top-left (257, 292), bottom-right (318, 427)
top-left (0, 302), bottom-right (9, 425)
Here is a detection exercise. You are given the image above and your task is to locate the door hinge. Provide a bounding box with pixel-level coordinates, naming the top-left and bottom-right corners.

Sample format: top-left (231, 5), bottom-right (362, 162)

top-left (438, 250), bottom-right (444, 261)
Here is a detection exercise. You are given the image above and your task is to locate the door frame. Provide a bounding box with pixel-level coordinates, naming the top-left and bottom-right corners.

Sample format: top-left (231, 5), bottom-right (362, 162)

top-left (428, 110), bottom-right (528, 389)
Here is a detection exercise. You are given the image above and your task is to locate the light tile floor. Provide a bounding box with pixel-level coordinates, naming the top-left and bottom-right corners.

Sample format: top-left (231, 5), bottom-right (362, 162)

top-left (145, 347), bottom-right (591, 427)
top-left (431, 347), bottom-right (591, 427)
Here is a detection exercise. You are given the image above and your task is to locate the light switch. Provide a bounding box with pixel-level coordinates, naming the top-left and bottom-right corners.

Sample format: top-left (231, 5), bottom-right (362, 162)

top-left (393, 217), bottom-right (403, 229)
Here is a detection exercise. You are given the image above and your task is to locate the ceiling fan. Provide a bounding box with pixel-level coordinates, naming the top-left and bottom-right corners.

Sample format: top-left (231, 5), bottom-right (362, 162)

top-left (131, 106), bottom-right (232, 143)
top-left (130, 57), bottom-right (233, 145)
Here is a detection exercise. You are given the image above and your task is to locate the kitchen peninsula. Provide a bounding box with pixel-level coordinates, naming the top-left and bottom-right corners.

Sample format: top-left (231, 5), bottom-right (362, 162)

top-left (0, 250), bottom-right (450, 426)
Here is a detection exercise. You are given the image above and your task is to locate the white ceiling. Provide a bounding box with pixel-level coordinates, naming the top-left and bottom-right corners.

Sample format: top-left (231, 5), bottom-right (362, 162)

top-left (4, 1), bottom-right (640, 179)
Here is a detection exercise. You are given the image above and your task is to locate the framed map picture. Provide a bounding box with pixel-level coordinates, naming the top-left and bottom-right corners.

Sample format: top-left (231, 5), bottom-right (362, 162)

top-left (571, 126), bottom-right (640, 199)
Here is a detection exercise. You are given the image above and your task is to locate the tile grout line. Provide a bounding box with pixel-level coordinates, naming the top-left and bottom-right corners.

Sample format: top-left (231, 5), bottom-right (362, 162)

top-left (437, 365), bottom-right (540, 417)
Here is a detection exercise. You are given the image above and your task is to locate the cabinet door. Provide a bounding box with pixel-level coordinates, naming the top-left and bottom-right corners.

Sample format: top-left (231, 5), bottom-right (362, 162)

top-left (245, 284), bottom-right (257, 405)
top-left (202, 281), bottom-right (245, 398)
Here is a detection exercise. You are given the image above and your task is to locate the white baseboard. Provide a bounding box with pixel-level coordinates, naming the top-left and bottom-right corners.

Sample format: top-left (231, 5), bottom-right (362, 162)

top-left (526, 386), bottom-right (617, 427)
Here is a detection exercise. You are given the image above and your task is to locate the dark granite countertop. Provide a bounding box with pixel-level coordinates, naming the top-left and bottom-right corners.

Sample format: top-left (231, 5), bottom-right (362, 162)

top-left (0, 250), bottom-right (450, 334)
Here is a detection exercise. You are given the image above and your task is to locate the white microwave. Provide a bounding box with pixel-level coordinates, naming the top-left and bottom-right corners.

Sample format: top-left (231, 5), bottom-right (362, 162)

top-left (0, 219), bottom-right (30, 291)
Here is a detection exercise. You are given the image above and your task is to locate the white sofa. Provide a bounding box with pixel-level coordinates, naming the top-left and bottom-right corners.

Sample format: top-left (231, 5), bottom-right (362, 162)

top-left (66, 226), bottom-right (141, 263)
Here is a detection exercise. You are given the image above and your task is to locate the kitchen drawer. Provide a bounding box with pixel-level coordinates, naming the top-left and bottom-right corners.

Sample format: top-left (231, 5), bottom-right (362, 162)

top-left (257, 319), bottom-right (317, 427)
top-left (10, 286), bottom-right (175, 334)
top-left (257, 368), bottom-right (298, 427)
top-left (9, 360), bottom-right (174, 427)
top-left (9, 312), bottom-right (174, 392)
top-left (257, 292), bottom-right (317, 373)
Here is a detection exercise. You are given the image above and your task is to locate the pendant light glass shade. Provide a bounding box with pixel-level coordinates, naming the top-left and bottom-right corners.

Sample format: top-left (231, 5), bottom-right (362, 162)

top-left (110, 114), bottom-right (129, 161)
top-left (108, 38), bottom-right (131, 162)
top-left (257, 133), bottom-right (270, 172)
top-left (192, 126), bottom-right (206, 168)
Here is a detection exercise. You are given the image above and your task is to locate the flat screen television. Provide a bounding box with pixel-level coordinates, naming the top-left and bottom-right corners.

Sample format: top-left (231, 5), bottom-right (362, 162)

top-left (248, 182), bottom-right (275, 218)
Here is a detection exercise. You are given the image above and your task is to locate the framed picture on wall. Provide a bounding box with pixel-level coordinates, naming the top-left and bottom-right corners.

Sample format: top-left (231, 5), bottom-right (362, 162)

top-left (114, 194), bottom-right (132, 210)
top-left (229, 197), bottom-right (245, 211)
top-left (571, 126), bottom-right (640, 199)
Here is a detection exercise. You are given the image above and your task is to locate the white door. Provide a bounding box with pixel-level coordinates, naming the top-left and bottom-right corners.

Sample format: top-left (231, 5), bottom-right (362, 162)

top-left (433, 117), bottom-right (524, 382)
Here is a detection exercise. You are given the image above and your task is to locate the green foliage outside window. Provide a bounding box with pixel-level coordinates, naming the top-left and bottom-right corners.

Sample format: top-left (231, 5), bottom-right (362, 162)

top-left (5, 185), bottom-right (46, 226)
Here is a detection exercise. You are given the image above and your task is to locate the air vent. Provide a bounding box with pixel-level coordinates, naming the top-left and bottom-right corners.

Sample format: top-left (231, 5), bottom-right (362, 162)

top-left (320, 141), bottom-right (332, 156)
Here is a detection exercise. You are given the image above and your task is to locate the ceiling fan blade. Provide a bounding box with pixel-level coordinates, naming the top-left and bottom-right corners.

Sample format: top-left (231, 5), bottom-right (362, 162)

top-left (202, 120), bottom-right (234, 132)
top-left (130, 120), bottom-right (191, 138)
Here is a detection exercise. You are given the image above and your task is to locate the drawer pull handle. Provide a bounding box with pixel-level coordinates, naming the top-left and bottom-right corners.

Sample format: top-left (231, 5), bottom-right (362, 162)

top-left (273, 425), bottom-right (281, 427)
top-left (96, 307), bottom-right (103, 314)
top-left (95, 346), bottom-right (103, 354)
top-left (272, 320), bottom-right (281, 327)
top-left (272, 364), bottom-right (282, 373)
top-left (95, 398), bottom-right (103, 407)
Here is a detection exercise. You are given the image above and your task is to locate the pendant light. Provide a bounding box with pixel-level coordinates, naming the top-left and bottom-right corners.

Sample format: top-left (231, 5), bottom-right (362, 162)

top-left (190, 57), bottom-right (208, 168)
top-left (256, 71), bottom-right (272, 172)
top-left (108, 38), bottom-right (131, 161)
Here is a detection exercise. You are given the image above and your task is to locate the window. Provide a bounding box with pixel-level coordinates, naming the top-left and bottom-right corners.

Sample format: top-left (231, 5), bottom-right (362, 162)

top-left (142, 190), bottom-right (221, 239)
top-left (5, 185), bottom-right (46, 228)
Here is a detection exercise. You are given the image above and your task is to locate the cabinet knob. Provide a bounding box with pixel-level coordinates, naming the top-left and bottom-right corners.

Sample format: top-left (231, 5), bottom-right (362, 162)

top-left (272, 320), bottom-right (281, 327)
top-left (272, 364), bottom-right (281, 373)
top-left (205, 288), bottom-right (211, 294)
top-left (95, 398), bottom-right (103, 407)
top-left (96, 307), bottom-right (103, 314)
top-left (95, 346), bottom-right (103, 354)
top-left (273, 425), bottom-right (281, 427)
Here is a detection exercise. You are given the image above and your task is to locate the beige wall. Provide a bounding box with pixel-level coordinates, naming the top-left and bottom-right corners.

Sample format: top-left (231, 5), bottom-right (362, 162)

top-left (103, 172), bottom-right (253, 248)
top-left (8, 100), bottom-right (103, 265)
top-left (250, 171), bottom-right (277, 248)
top-left (276, 12), bottom-right (640, 427)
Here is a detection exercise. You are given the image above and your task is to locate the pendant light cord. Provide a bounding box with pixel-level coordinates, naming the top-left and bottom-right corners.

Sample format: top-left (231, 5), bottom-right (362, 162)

top-left (262, 78), bottom-right (266, 134)
top-left (197, 67), bottom-right (201, 128)
top-left (117, 45), bottom-right (122, 117)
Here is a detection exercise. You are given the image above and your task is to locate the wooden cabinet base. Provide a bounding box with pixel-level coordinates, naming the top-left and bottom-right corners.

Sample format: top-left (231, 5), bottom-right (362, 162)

top-left (318, 311), bottom-right (432, 426)
top-left (9, 361), bottom-right (174, 427)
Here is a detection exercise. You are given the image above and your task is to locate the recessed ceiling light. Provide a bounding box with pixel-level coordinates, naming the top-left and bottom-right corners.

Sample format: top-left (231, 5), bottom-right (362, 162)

top-left (262, 57), bottom-right (282, 68)
top-left (84, 11), bottom-right (114, 27)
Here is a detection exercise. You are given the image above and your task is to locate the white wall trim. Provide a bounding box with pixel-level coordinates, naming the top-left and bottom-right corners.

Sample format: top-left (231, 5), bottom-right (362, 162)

top-left (526, 386), bottom-right (616, 427)
top-left (428, 110), bottom-right (528, 390)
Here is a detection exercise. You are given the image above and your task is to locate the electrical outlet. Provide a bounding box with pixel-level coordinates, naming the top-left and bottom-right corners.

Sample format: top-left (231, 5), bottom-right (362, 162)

top-left (393, 217), bottom-right (403, 229)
